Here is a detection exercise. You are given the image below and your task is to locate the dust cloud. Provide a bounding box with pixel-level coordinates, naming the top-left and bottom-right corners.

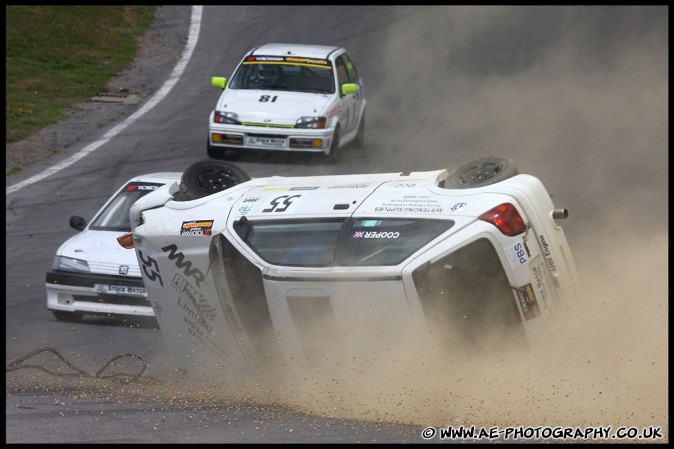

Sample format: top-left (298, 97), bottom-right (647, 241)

top-left (191, 5), bottom-right (668, 438)
top-left (239, 235), bottom-right (667, 433)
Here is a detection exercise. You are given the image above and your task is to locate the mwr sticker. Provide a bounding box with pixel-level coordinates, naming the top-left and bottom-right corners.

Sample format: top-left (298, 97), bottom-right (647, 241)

top-left (515, 283), bottom-right (541, 320)
top-left (180, 220), bottom-right (214, 236)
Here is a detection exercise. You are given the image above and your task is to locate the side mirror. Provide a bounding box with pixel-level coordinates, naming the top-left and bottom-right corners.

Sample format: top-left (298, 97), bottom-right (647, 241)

top-left (211, 76), bottom-right (227, 89)
top-left (341, 83), bottom-right (357, 96)
top-left (69, 216), bottom-right (87, 231)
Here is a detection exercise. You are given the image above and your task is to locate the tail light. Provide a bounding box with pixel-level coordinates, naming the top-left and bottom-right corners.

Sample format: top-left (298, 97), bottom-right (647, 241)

top-left (478, 203), bottom-right (526, 236)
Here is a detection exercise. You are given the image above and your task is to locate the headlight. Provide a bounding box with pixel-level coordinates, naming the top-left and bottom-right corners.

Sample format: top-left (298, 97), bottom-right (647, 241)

top-left (53, 256), bottom-right (90, 273)
top-left (213, 111), bottom-right (241, 125)
top-left (295, 116), bottom-right (327, 129)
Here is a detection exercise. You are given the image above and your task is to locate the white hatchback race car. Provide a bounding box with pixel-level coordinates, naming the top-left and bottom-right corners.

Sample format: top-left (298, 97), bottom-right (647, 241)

top-left (121, 157), bottom-right (580, 372)
top-left (46, 172), bottom-right (181, 322)
top-left (207, 43), bottom-right (366, 161)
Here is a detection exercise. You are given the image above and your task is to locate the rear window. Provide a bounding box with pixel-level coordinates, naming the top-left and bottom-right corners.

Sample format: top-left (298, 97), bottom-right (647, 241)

top-left (235, 217), bottom-right (454, 267)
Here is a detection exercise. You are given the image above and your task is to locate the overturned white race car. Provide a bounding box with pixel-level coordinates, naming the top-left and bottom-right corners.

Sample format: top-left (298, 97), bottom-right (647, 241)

top-left (120, 157), bottom-right (580, 372)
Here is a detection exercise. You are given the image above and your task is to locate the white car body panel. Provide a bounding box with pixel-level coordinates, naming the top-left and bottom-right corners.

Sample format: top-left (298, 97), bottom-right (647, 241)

top-left (56, 231), bottom-right (144, 277)
top-left (215, 90), bottom-right (335, 125)
top-left (129, 167), bottom-right (580, 371)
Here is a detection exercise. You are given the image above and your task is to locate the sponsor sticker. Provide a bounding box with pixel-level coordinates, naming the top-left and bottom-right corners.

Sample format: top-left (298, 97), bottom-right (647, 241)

top-left (94, 284), bottom-right (146, 296)
top-left (515, 283), bottom-right (541, 320)
top-left (238, 205), bottom-right (253, 215)
top-left (327, 184), bottom-right (370, 189)
top-left (532, 258), bottom-right (555, 313)
top-left (372, 194), bottom-right (444, 214)
top-left (353, 231), bottom-right (400, 239)
top-left (538, 234), bottom-right (559, 273)
top-left (180, 220), bottom-right (214, 236)
top-left (125, 183), bottom-right (161, 192)
top-left (244, 55), bottom-right (331, 67)
top-left (505, 241), bottom-right (528, 266)
top-left (448, 202), bottom-right (468, 212)
top-left (247, 136), bottom-right (285, 147)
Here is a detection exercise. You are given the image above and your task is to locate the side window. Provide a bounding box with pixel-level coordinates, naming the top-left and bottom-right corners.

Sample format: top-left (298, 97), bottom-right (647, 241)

top-left (342, 53), bottom-right (360, 84)
top-left (241, 219), bottom-right (345, 267)
top-left (335, 56), bottom-right (349, 87)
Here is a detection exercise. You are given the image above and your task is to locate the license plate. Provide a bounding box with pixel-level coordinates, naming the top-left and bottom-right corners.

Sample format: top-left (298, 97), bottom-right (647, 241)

top-left (95, 284), bottom-right (147, 296)
top-left (248, 136), bottom-right (285, 147)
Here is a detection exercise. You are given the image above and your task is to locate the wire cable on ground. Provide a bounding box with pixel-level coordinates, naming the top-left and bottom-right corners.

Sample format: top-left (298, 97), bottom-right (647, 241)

top-left (6, 346), bottom-right (162, 384)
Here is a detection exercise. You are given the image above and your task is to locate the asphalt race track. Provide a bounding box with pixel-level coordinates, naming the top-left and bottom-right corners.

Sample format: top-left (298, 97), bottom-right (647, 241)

top-left (6, 6), bottom-right (668, 443)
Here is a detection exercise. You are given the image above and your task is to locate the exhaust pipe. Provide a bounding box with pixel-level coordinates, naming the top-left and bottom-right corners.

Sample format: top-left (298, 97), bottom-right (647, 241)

top-left (552, 208), bottom-right (568, 219)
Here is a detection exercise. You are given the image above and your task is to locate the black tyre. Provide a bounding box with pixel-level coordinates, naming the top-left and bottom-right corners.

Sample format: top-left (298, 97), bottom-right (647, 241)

top-left (207, 138), bottom-right (231, 159)
top-left (326, 125), bottom-right (341, 163)
top-left (177, 160), bottom-right (251, 201)
top-left (446, 156), bottom-right (518, 189)
top-left (52, 310), bottom-right (83, 322)
top-left (353, 111), bottom-right (365, 149)
top-left (207, 138), bottom-right (218, 158)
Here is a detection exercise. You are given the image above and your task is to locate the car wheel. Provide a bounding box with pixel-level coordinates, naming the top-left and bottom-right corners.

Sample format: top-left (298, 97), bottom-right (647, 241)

top-left (177, 159), bottom-right (251, 201)
top-left (446, 156), bottom-right (518, 189)
top-left (353, 112), bottom-right (365, 149)
top-left (326, 125), bottom-right (341, 163)
top-left (52, 310), bottom-right (83, 322)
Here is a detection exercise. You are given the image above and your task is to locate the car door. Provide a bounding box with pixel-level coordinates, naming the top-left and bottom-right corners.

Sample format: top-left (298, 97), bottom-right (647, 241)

top-left (334, 54), bottom-right (357, 136)
top-left (342, 52), bottom-right (364, 132)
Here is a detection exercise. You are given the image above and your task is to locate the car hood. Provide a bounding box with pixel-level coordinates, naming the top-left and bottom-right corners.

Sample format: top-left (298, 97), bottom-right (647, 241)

top-left (56, 229), bottom-right (141, 277)
top-left (218, 89), bottom-right (334, 125)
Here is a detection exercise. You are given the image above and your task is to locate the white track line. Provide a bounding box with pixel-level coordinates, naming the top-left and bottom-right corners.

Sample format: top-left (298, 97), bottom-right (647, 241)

top-left (6, 6), bottom-right (203, 196)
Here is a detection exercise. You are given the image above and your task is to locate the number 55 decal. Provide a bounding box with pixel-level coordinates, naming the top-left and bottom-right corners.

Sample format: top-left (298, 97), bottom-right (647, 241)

top-left (137, 248), bottom-right (164, 288)
top-left (262, 194), bottom-right (301, 213)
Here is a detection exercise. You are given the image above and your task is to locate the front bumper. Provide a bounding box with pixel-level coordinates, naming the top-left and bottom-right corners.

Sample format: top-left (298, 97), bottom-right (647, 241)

top-left (209, 123), bottom-right (335, 154)
top-left (45, 271), bottom-right (154, 317)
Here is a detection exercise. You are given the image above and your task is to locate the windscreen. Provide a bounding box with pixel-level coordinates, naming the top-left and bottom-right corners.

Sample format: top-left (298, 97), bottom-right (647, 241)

top-left (229, 55), bottom-right (335, 94)
top-left (89, 182), bottom-right (166, 232)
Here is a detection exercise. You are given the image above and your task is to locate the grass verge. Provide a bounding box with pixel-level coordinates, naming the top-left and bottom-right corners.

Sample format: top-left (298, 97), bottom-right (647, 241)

top-left (5, 5), bottom-right (156, 144)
